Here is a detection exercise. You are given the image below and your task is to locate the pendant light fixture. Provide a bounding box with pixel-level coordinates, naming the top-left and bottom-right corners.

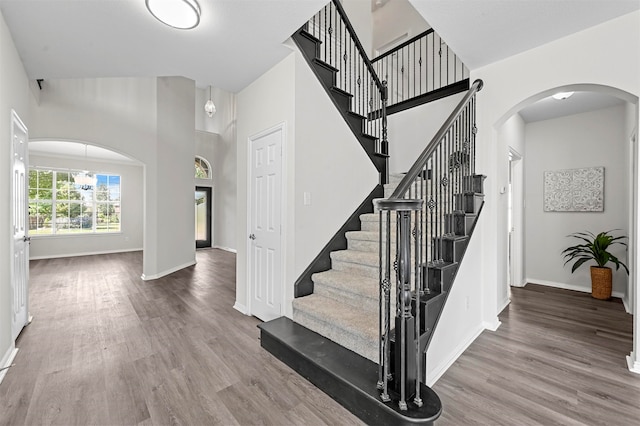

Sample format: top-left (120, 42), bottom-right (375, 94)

top-left (204, 85), bottom-right (216, 117)
top-left (73, 144), bottom-right (94, 190)
top-left (146, 0), bottom-right (201, 30)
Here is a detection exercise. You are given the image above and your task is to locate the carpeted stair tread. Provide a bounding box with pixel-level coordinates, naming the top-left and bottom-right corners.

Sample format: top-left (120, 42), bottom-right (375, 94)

top-left (331, 249), bottom-right (379, 266)
top-left (346, 230), bottom-right (393, 241)
top-left (293, 294), bottom-right (378, 361)
top-left (312, 269), bottom-right (379, 308)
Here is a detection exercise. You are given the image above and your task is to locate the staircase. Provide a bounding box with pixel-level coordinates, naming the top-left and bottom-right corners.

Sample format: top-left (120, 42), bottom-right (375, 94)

top-left (292, 173), bottom-right (410, 363)
top-left (259, 1), bottom-right (484, 424)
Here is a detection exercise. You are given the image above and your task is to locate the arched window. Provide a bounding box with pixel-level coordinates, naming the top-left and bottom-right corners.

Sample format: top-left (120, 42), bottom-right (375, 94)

top-left (195, 156), bottom-right (212, 179)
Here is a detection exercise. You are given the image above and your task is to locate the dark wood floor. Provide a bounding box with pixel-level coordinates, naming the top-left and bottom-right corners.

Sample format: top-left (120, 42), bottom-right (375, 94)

top-left (0, 250), bottom-right (363, 425)
top-left (433, 284), bottom-right (640, 426)
top-left (1, 251), bottom-right (638, 425)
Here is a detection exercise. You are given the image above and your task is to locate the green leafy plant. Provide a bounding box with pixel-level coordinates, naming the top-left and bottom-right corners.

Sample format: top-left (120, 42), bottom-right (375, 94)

top-left (562, 230), bottom-right (629, 274)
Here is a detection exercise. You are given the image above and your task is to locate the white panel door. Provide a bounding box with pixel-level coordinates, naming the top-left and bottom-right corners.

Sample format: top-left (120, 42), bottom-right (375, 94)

top-left (11, 110), bottom-right (29, 341)
top-left (249, 126), bottom-right (283, 321)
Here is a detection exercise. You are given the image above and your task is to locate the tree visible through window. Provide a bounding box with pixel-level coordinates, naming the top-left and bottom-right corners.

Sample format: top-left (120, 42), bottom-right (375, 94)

top-left (28, 168), bottom-right (121, 235)
top-left (195, 156), bottom-right (211, 179)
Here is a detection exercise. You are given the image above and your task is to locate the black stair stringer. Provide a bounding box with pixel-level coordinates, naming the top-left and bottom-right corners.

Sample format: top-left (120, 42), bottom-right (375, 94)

top-left (292, 28), bottom-right (388, 180)
top-left (419, 200), bottom-right (485, 359)
top-left (294, 184), bottom-right (384, 297)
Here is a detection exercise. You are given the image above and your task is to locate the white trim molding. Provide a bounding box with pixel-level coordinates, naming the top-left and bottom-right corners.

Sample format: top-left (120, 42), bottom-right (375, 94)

top-left (233, 301), bottom-right (248, 315)
top-left (213, 246), bottom-right (237, 253)
top-left (30, 247), bottom-right (143, 261)
top-left (627, 352), bottom-right (640, 374)
top-left (498, 298), bottom-right (511, 315)
top-left (141, 260), bottom-right (196, 281)
top-left (526, 278), bottom-right (625, 299)
top-left (0, 345), bottom-right (18, 385)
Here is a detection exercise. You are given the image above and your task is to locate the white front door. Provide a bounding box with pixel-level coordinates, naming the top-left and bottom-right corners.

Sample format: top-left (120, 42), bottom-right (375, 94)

top-left (249, 125), bottom-right (283, 321)
top-left (11, 110), bottom-right (29, 340)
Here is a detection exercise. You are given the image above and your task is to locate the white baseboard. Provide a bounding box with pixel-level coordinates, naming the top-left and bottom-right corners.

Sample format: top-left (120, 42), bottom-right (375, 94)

top-left (141, 260), bottom-right (196, 281)
top-left (526, 278), bottom-right (625, 299)
top-left (427, 324), bottom-right (485, 386)
top-left (498, 298), bottom-right (511, 314)
top-left (622, 296), bottom-right (632, 314)
top-left (0, 344), bottom-right (18, 385)
top-left (30, 247), bottom-right (143, 260)
top-left (627, 352), bottom-right (640, 374)
top-left (233, 301), bottom-right (248, 315)
top-left (214, 246), bottom-right (237, 253)
top-left (483, 318), bottom-right (502, 332)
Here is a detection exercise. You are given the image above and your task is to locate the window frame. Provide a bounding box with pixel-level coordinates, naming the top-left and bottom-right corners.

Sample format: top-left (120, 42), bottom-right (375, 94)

top-left (28, 167), bottom-right (122, 237)
top-left (195, 156), bottom-right (212, 180)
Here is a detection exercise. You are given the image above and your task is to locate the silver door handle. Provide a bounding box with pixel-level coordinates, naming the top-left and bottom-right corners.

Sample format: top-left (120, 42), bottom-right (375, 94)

top-left (249, 234), bottom-right (256, 240)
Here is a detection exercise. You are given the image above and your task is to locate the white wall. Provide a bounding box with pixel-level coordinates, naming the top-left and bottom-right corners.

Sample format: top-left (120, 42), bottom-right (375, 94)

top-left (387, 92), bottom-right (464, 173)
top-left (372, 0), bottom-right (430, 54)
top-left (28, 155), bottom-right (144, 259)
top-left (470, 10), bottom-right (640, 370)
top-left (524, 105), bottom-right (629, 295)
top-left (28, 76), bottom-right (197, 280)
top-left (155, 77), bottom-right (196, 276)
top-left (235, 45), bottom-right (378, 317)
top-left (341, 0), bottom-right (373, 56)
top-left (0, 8), bottom-right (30, 375)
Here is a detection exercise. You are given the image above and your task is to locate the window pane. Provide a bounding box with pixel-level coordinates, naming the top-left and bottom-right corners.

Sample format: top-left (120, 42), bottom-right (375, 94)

top-left (39, 171), bottom-right (53, 189)
top-left (56, 172), bottom-right (70, 199)
top-left (56, 202), bottom-right (71, 233)
top-left (36, 189), bottom-right (53, 200)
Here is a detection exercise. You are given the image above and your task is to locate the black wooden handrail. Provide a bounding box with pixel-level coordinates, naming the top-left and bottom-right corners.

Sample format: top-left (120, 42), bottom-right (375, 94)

top-left (371, 28), bottom-right (435, 63)
top-left (390, 79), bottom-right (483, 199)
top-left (331, 0), bottom-right (384, 94)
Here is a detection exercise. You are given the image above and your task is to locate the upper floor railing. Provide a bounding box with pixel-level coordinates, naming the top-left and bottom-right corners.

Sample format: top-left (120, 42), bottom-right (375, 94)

top-left (305, 0), bottom-right (389, 160)
top-left (372, 29), bottom-right (469, 111)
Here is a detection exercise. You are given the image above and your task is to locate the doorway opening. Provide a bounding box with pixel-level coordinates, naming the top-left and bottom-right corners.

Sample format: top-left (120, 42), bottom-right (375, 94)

top-left (195, 186), bottom-right (212, 248)
top-left (507, 148), bottom-right (523, 294)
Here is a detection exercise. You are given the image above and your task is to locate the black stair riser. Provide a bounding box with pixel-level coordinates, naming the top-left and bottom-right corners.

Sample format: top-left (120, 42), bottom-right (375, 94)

top-left (424, 262), bottom-right (459, 294)
top-left (296, 29), bottom-right (321, 60)
top-left (345, 113), bottom-right (365, 134)
top-left (462, 174), bottom-right (486, 194)
top-left (417, 294), bottom-right (447, 341)
top-left (444, 212), bottom-right (476, 236)
top-left (442, 237), bottom-right (468, 263)
top-left (454, 193), bottom-right (484, 214)
top-left (331, 87), bottom-right (353, 112)
top-left (312, 58), bottom-right (338, 87)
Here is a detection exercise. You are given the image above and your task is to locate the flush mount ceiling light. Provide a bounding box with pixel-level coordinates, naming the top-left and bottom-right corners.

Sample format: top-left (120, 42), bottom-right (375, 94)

top-left (146, 0), bottom-right (201, 30)
top-left (204, 86), bottom-right (216, 117)
top-left (552, 91), bottom-right (574, 100)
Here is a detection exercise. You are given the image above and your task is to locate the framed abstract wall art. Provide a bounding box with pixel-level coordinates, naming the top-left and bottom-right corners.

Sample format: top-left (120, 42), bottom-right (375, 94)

top-left (543, 167), bottom-right (604, 212)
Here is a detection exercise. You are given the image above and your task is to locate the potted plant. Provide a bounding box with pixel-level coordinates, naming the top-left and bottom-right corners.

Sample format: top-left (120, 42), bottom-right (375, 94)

top-left (562, 230), bottom-right (629, 300)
